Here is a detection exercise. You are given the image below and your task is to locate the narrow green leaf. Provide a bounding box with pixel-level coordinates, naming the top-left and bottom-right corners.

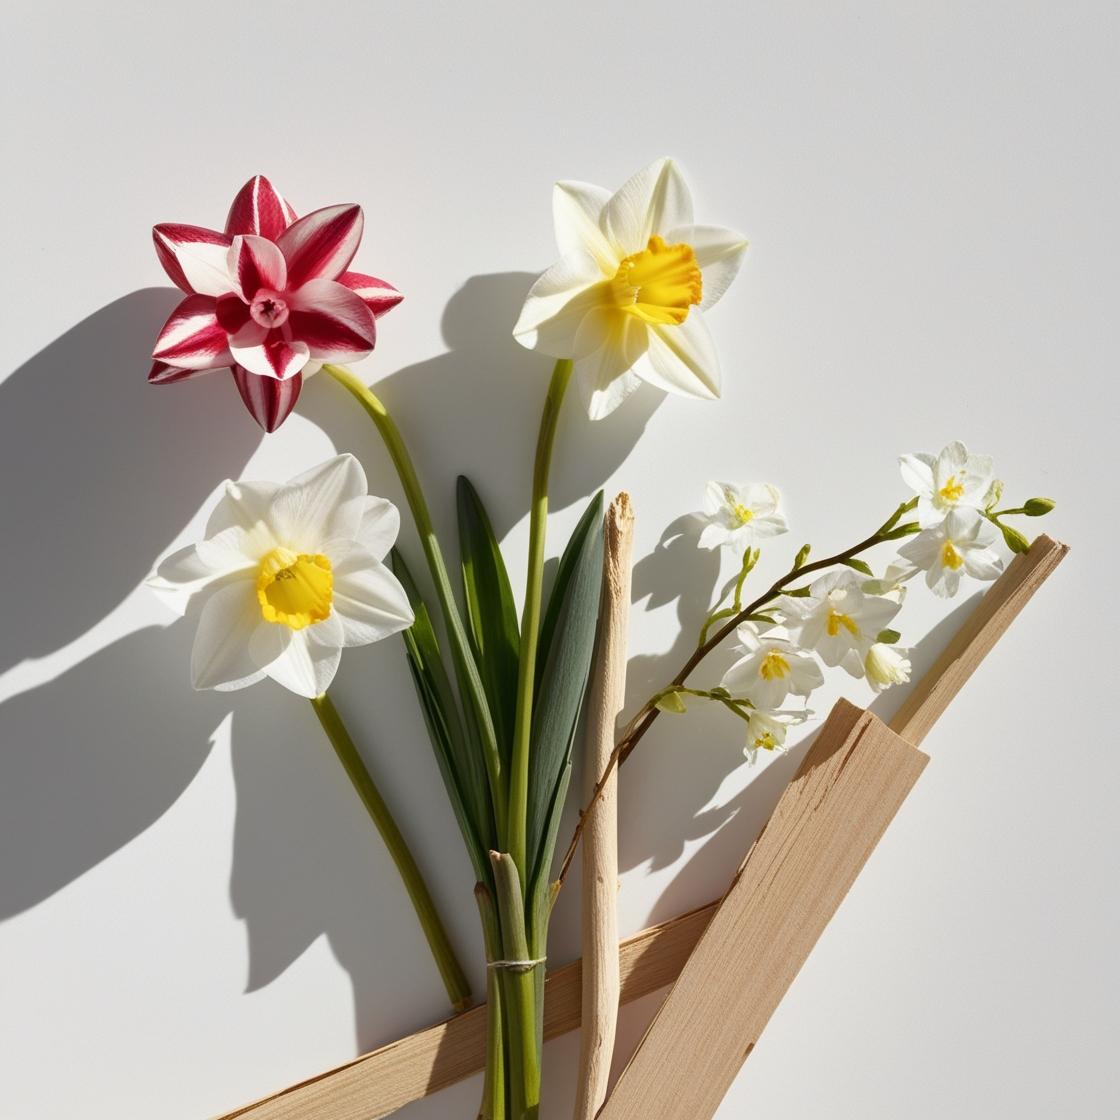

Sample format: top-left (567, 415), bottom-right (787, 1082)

top-left (655, 690), bottom-right (688, 713)
top-left (392, 548), bottom-right (494, 855)
top-left (526, 492), bottom-right (605, 880)
top-left (843, 557), bottom-right (874, 576)
top-left (793, 543), bottom-right (811, 569)
top-left (457, 476), bottom-right (520, 767)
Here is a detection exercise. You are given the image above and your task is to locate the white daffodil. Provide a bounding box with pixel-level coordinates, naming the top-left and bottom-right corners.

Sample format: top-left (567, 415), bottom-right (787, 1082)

top-left (865, 644), bottom-right (912, 693)
top-left (899, 440), bottom-right (996, 528)
top-left (779, 569), bottom-right (901, 678)
top-left (862, 559), bottom-right (920, 597)
top-left (149, 454), bottom-right (414, 698)
top-left (742, 707), bottom-right (810, 764)
top-left (513, 157), bottom-right (748, 420)
top-left (721, 625), bottom-right (824, 711)
top-left (897, 508), bottom-right (1004, 599)
top-left (697, 481), bottom-right (788, 557)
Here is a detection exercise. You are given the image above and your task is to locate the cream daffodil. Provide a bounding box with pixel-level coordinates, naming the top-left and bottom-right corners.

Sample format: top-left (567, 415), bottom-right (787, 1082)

top-left (900, 440), bottom-right (996, 528)
top-left (513, 157), bottom-right (748, 419)
top-left (149, 454), bottom-right (414, 698)
top-left (865, 643), bottom-right (912, 693)
top-left (779, 569), bottom-right (901, 678)
top-left (897, 508), bottom-right (1004, 598)
top-left (698, 481), bottom-right (788, 557)
top-left (721, 624), bottom-right (824, 711)
top-left (743, 707), bottom-right (810, 764)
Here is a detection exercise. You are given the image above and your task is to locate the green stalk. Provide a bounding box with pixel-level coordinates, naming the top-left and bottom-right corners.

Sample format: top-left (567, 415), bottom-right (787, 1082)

top-left (474, 883), bottom-right (507, 1120)
top-left (506, 359), bottom-right (573, 880)
top-left (311, 692), bottom-right (472, 1013)
top-left (490, 851), bottom-right (542, 1119)
top-left (322, 363), bottom-right (506, 838)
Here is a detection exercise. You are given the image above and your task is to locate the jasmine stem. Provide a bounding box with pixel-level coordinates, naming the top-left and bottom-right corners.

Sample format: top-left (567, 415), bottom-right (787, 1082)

top-left (507, 359), bottom-right (573, 881)
top-left (554, 509), bottom-right (922, 888)
top-left (310, 692), bottom-right (472, 1013)
top-left (322, 363), bottom-right (506, 836)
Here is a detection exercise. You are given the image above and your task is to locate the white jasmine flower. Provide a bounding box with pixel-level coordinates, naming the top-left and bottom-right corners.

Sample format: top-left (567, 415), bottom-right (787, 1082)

top-left (899, 440), bottom-right (996, 528)
top-left (780, 570), bottom-right (901, 678)
top-left (865, 644), bottom-right (912, 693)
top-left (513, 157), bottom-right (748, 419)
top-left (743, 707), bottom-right (810, 764)
top-left (697, 481), bottom-right (788, 557)
top-left (721, 625), bottom-right (824, 711)
top-left (149, 454), bottom-right (414, 698)
top-left (897, 508), bottom-right (1004, 599)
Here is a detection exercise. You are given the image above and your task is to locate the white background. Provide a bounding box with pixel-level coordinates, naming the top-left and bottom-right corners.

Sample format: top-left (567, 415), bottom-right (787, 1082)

top-left (2, 3), bottom-right (1117, 1117)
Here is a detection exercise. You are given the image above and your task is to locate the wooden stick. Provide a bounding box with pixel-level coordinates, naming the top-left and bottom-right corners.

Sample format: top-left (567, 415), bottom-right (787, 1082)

top-left (214, 534), bottom-right (1066, 1120)
top-left (598, 534), bottom-right (1068, 1120)
top-left (889, 534), bottom-right (1068, 746)
top-left (574, 493), bottom-right (634, 1120)
top-left (212, 904), bottom-right (716, 1120)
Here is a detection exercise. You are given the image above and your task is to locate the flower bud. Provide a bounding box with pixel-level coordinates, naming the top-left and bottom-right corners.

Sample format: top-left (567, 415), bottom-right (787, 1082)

top-left (1001, 524), bottom-right (1030, 554)
top-left (1024, 497), bottom-right (1056, 516)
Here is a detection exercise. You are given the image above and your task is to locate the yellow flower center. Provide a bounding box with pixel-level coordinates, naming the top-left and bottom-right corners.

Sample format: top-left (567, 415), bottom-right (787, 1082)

top-left (257, 547), bottom-right (333, 630)
top-left (732, 503), bottom-right (754, 526)
top-left (753, 731), bottom-right (778, 751)
top-left (611, 235), bottom-right (702, 325)
top-left (938, 475), bottom-right (965, 503)
top-left (940, 541), bottom-right (964, 570)
top-left (759, 650), bottom-right (791, 681)
top-left (826, 610), bottom-right (860, 638)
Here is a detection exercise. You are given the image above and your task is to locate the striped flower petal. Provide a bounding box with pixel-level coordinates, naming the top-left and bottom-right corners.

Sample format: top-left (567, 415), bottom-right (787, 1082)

top-left (228, 235), bottom-right (287, 301)
top-left (152, 224), bottom-right (235, 297)
top-left (147, 361), bottom-right (217, 385)
top-left (288, 279), bottom-right (376, 362)
top-left (338, 271), bottom-right (403, 319)
top-left (229, 327), bottom-right (310, 381)
top-left (224, 175), bottom-right (297, 240)
top-left (151, 295), bottom-right (233, 369)
top-left (278, 204), bottom-right (364, 287)
top-left (231, 366), bottom-right (303, 431)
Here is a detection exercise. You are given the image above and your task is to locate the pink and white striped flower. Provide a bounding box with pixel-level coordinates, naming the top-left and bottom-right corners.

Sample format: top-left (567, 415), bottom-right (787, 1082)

top-left (149, 175), bottom-right (403, 431)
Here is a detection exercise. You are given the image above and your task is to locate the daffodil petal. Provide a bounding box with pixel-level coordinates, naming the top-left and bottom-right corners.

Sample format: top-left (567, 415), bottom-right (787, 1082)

top-left (205, 479), bottom-right (281, 536)
top-left (190, 579), bottom-right (269, 691)
top-left (667, 224), bottom-right (748, 310)
top-left (253, 612), bottom-right (344, 698)
top-left (270, 453), bottom-right (369, 550)
top-left (512, 252), bottom-right (606, 353)
top-left (603, 158), bottom-right (694, 256)
top-left (573, 314), bottom-right (648, 420)
top-left (331, 550), bottom-right (414, 646)
top-left (353, 496), bottom-right (401, 561)
top-left (553, 180), bottom-right (615, 270)
top-left (639, 312), bottom-right (721, 400)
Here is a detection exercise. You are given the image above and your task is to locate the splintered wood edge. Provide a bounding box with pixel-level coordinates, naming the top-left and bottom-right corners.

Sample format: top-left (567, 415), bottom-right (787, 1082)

top-left (213, 902), bottom-right (716, 1120)
top-left (889, 533), bottom-right (1067, 746)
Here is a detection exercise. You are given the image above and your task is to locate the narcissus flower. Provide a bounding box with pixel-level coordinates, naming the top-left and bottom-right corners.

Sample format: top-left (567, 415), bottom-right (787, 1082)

top-left (899, 441), bottom-right (996, 528)
top-left (149, 454), bottom-right (413, 698)
top-left (721, 625), bottom-right (823, 711)
top-left (897, 508), bottom-right (1004, 598)
top-left (513, 158), bottom-right (747, 419)
top-left (149, 175), bottom-right (402, 431)
top-left (779, 570), bottom-right (901, 678)
top-left (865, 643), bottom-right (912, 693)
top-left (697, 481), bottom-right (788, 556)
top-left (742, 707), bottom-right (809, 763)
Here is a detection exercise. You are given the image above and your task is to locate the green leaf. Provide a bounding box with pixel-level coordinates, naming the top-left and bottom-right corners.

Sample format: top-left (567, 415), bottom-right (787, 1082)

top-left (793, 543), bottom-right (811, 569)
top-left (877, 628), bottom-right (901, 644)
top-left (784, 586), bottom-right (812, 597)
top-left (526, 492), bottom-right (605, 884)
top-left (457, 476), bottom-right (520, 767)
top-left (655, 690), bottom-right (688, 713)
top-left (392, 548), bottom-right (494, 858)
top-left (1024, 497), bottom-right (1056, 516)
top-left (843, 557), bottom-right (874, 576)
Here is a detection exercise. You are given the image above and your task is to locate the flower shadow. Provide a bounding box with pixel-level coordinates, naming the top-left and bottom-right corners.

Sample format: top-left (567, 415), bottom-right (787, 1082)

top-left (0, 288), bottom-right (260, 677)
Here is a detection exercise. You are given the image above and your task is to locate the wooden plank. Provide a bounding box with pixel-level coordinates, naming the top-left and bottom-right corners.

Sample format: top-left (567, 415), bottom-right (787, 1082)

top-left (599, 534), bottom-right (1067, 1120)
top-left (598, 703), bottom-right (928, 1120)
top-left (213, 902), bottom-right (715, 1120)
top-left (889, 534), bottom-right (1067, 746)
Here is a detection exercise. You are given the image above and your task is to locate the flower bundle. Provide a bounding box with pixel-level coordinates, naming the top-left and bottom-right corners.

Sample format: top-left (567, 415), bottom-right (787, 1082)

top-left (146, 164), bottom-right (1055, 1119)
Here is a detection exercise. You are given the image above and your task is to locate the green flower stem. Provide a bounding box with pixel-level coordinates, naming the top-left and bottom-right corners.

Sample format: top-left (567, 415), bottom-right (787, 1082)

top-left (474, 882), bottom-right (506, 1120)
top-left (322, 362), bottom-right (506, 837)
top-left (490, 851), bottom-right (542, 1119)
top-left (507, 358), bottom-right (573, 880)
top-left (554, 507), bottom-right (924, 888)
top-left (311, 692), bottom-right (472, 1013)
